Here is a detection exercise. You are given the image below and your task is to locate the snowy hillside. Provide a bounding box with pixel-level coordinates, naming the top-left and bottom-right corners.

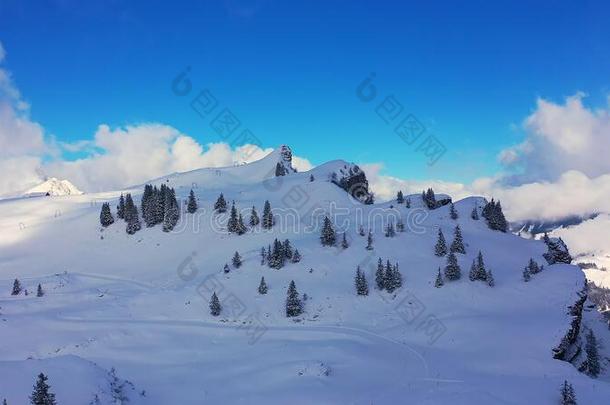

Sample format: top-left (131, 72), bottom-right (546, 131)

top-left (1, 145), bottom-right (609, 404)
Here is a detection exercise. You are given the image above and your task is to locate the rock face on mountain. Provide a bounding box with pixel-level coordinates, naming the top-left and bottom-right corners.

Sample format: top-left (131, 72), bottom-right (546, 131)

top-left (274, 145), bottom-right (297, 176)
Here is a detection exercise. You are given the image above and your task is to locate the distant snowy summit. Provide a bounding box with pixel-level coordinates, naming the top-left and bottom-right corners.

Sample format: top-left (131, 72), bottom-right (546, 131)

top-left (23, 177), bottom-right (83, 197)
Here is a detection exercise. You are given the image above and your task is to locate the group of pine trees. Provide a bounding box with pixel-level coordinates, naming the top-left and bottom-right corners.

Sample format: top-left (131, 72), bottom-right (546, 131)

top-left (354, 266), bottom-right (369, 295)
top-left (522, 258), bottom-right (544, 282)
top-left (396, 190), bottom-right (411, 208)
top-left (434, 226), bottom-right (465, 257)
top-left (580, 329), bottom-right (600, 378)
top-left (467, 251), bottom-right (494, 286)
top-left (215, 195), bottom-right (274, 234)
top-left (422, 188), bottom-right (437, 209)
top-left (10, 279), bottom-right (44, 297)
top-left (374, 258), bottom-right (403, 292)
top-left (140, 184), bottom-right (180, 232)
top-left (481, 198), bottom-right (507, 232)
top-left (260, 239), bottom-right (301, 269)
top-left (114, 193), bottom-right (142, 234)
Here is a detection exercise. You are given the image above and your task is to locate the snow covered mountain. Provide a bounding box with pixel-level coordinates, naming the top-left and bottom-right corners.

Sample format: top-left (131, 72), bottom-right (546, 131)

top-left (22, 177), bottom-right (83, 197)
top-left (1, 145), bottom-right (609, 404)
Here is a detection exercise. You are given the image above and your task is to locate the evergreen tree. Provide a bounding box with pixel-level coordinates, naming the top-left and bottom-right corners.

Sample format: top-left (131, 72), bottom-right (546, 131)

top-left (36, 284), bottom-right (44, 297)
top-left (434, 268), bottom-right (444, 288)
top-left (140, 184), bottom-right (153, 226)
top-left (397, 190), bottom-right (404, 204)
top-left (210, 292), bottom-right (221, 316)
top-left (375, 258), bottom-right (385, 290)
top-left (223, 264), bottom-right (230, 273)
top-left (444, 252), bottom-right (461, 281)
top-left (449, 203), bottom-right (458, 220)
top-left (486, 269), bottom-right (495, 287)
top-left (100, 203), bottom-right (115, 227)
top-left (341, 233), bottom-right (349, 249)
top-left (422, 188), bottom-right (437, 209)
top-left (29, 373), bottom-right (56, 405)
top-left (125, 194), bottom-right (142, 234)
top-left (291, 249), bottom-right (302, 263)
top-left (522, 267), bottom-right (531, 282)
top-left (249, 206), bottom-right (260, 226)
top-left (396, 218), bottom-right (405, 232)
top-left (269, 239), bottom-right (285, 269)
top-left (482, 199), bottom-right (508, 232)
top-left (450, 225), bottom-right (466, 254)
top-left (434, 229), bottom-right (447, 256)
top-left (283, 239), bottom-right (293, 260)
top-left (309, 174), bottom-right (315, 182)
top-left (358, 226), bottom-right (365, 236)
top-left (560, 380), bottom-right (577, 405)
top-left (227, 202), bottom-right (239, 233)
top-left (232, 251), bottom-right (242, 268)
top-left (355, 266), bottom-right (369, 296)
top-left (468, 260), bottom-right (477, 282)
top-left (584, 329), bottom-right (600, 377)
top-left (262, 200), bottom-right (274, 229)
top-left (260, 247), bottom-right (266, 265)
top-left (384, 221), bottom-right (395, 237)
top-left (320, 216), bottom-right (336, 246)
top-left (258, 277), bottom-right (268, 294)
top-left (266, 244), bottom-right (272, 264)
top-left (214, 193), bottom-right (227, 213)
top-left (366, 230), bottom-right (374, 250)
top-left (475, 251), bottom-right (487, 281)
top-left (187, 189), bottom-right (198, 213)
top-left (11, 278), bottom-right (22, 295)
top-left (386, 262), bottom-right (402, 292)
top-left (162, 192), bottom-right (179, 232)
top-left (285, 280), bottom-right (303, 317)
top-left (527, 258), bottom-right (540, 275)
top-left (471, 207), bottom-right (479, 220)
top-left (236, 213), bottom-right (247, 235)
top-left (117, 194), bottom-right (125, 219)
top-left (405, 197), bottom-right (411, 208)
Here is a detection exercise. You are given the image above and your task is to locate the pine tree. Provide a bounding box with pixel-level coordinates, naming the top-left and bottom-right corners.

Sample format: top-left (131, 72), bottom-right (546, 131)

top-left (262, 200), bottom-right (274, 229)
top-left (449, 203), bottom-right (458, 220)
top-left (236, 213), bottom-right (247, 235)
top-left (341, 233), bottom-right (349, 249)
top-left (258, 277), bottom-right (268, 295)
top-left (528, 258), bottom-right (540, 275)
top-left (422, 188), bottom-right (437, 209)
top-left (434, 229), bottom-right (447, 256)
top-left (375, 258), bottom-right (385, 290)
top-left (286, 280), bottom-right (303, 317)
top-left (187, 189), bottom-right (198, 213)
top-left (283, 239), bottom-right (293, 260)
top-left (397, 190), bottom-right (404, 204)
top-left (355, 266), bottom-right (369, 296)
top-left (125, 194), bottom-right (142, 234)
top-left (584, 329), bottom-right (600, 377)
top-left (384, 221), bottom-right (395, 237)
top-left (320, 216), bottom-right (336, 246)
top-left (405, 197), bottom-right (411, 208)
top-left (366, 230), bottom-right (373, 250)
top-left (269, 239), bottom-right (285, 269)
top-left (227, 202), bottom-right (239, 233)
top-left (444, 252), bottom-right (461, 281)
top-left (486, 269), bottom-right (495, 287)
top-left (260, 247), bottom-right (266, 265)
top-left (162, 191), bottom-right (179, 232)
top-left (11, 278), bottom-right (21, 295)
top-left (482, 199), bottom-right (507, 232)
top-left (232, 251), bottom-right (242, 268)
top-left (249, 206), bottom-right (260, 226)
top-left (396, 218), bottom-right (405, 232)
top-left (450, 225), bottom-right (466, 254)
top-left (210, 292), bottom-right (221, 316)
top-left (223, 264), bottom-right (230, 273)
top-left (522, 267), bottom-right (531, 282)
top-left (435, 268), bottom-right (444, 288)
top-left (468, 260), bottom-right (477, 281)
top-left (37, 284), bottom-right (44, 297)
top-left (560, 380), bottom-right (577, 405)
top-left (309, 174), bottom-right (315, 182)
top-left (29, 373), bottom-right (56, 405)
top-left (100, 203), bottom-right (114, 227)
top-left (117, 194), bottom-right (125, 219)
top-left (475, 251), bottom-right (487, 281)
top-left (291, 249), bottom-right (302, 263)
top-left (471, 207), bottom-right (479, 220)
top-left (390, 263), bottom-right (403, 291)
top-left (214, 193), bottom-right (227, 213)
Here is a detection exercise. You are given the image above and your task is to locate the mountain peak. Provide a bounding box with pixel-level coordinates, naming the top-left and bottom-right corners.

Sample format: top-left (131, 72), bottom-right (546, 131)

top-left (24, 177), bottom-right (83, 197)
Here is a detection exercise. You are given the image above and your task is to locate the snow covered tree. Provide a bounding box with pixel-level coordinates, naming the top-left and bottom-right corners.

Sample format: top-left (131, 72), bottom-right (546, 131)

top-left (117, 194), bottom-right (125, 219)
top-left (482, 199), bottom-right (507, 232)
top-left (396, 218), bottom-right (405, 232)
top-left (249, 206), bottom-right (260, 227)
top-left (285, 280), bottom-right (303, 317)
top-left (214, 193), bottom-right (227, 213)
top-left (385, 261), bottom-right (402, 292)
top-left (560, 380), bottom-right (577, 405)
top-left (366, 230), bottom-right (373, 250)
top-left (486, 269), bottom-right (495, 287)
top-left (37, 284), bottom-right (44, 297)
top-left (125, 193), bottom-right (142, 234)
top-left (584, 329), bottom-right (600, 377)
top-left (269, 239), bottom-right (285, 269)
top-left (283, 239), bottom-right (293, 260)
top-left (397, 190), bottom-right (404, 204)
top-left (375, 258), bottom-right (385, 290)
top-left (527, 258), bottom-right (540, 275)
top-left (468, 260), bottom-right (477, 282)
top-left (474, 251), bottom-right (487, 281)
top-left (30, 373), bottom-right (56, 405)
top-left (543, 237), bottom-right (573, 265)
top-left (309, 174), bottom-right (315, 182)
top-left (232, 251), bottom-right (242, 268)
top-left (162, 192), bottom-right (179, 232)
top-left (435, 268), bottom-right (444, 288)
top-left (210, 292), bottom-right (221, 316)
top-left (260, 247), bottom-right (266, 265)
top-left (262, 200), bottom-right (274, 229)
top-left (187, 189), bottom-right (198, 213)
top-left (435, 229), bottom-right (447, 256)
top-left (449, 203), bottom-right (458, 220)
top-left (236, 214), bottom-right (247, 235)
top-left (471, 207), bottom-right (479, 220)
top-left (444, 252), bottom-right (461, 281)
top-left (100, 203), bottom-right (114, 227)
top-left (223, 264), bottom-right (230, 273)
top-left (384, 221), bottom-right (395, 237)
top-left (320, 216), bottom-right (336, 246)
top-left (258, 277), bottom-right (268, 295)
top-left (11, 278), bottom-right (21, 295)
top-left (522, 267), bottom-right (531, 282)
top-left (341, 233), bottom-right (349, 249)
top-left (291, 249), bottom-right (302, 263)
top-left (355, 266), bottom-right (369, 296)
top-left (450, 225), bottom-right (465, 254)
top-left (422, 188), bottom-right (437, 209)
top-left (227, 202), bottom-right (239, 233)
top-left (405, 197), bottom-right (411, 208)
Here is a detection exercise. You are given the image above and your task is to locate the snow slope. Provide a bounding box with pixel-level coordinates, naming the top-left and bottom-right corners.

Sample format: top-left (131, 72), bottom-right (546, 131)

top-left (1, 146), bottom-right (609, 404)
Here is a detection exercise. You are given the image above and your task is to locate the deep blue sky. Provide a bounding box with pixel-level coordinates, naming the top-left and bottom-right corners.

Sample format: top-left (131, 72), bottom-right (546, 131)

top-left (1, 0), bottom-right (608, 181)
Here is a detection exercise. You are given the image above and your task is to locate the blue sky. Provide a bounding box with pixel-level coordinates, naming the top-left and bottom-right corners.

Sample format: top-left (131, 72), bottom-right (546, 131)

top-left (1, 0), bottom-right (609, 183)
